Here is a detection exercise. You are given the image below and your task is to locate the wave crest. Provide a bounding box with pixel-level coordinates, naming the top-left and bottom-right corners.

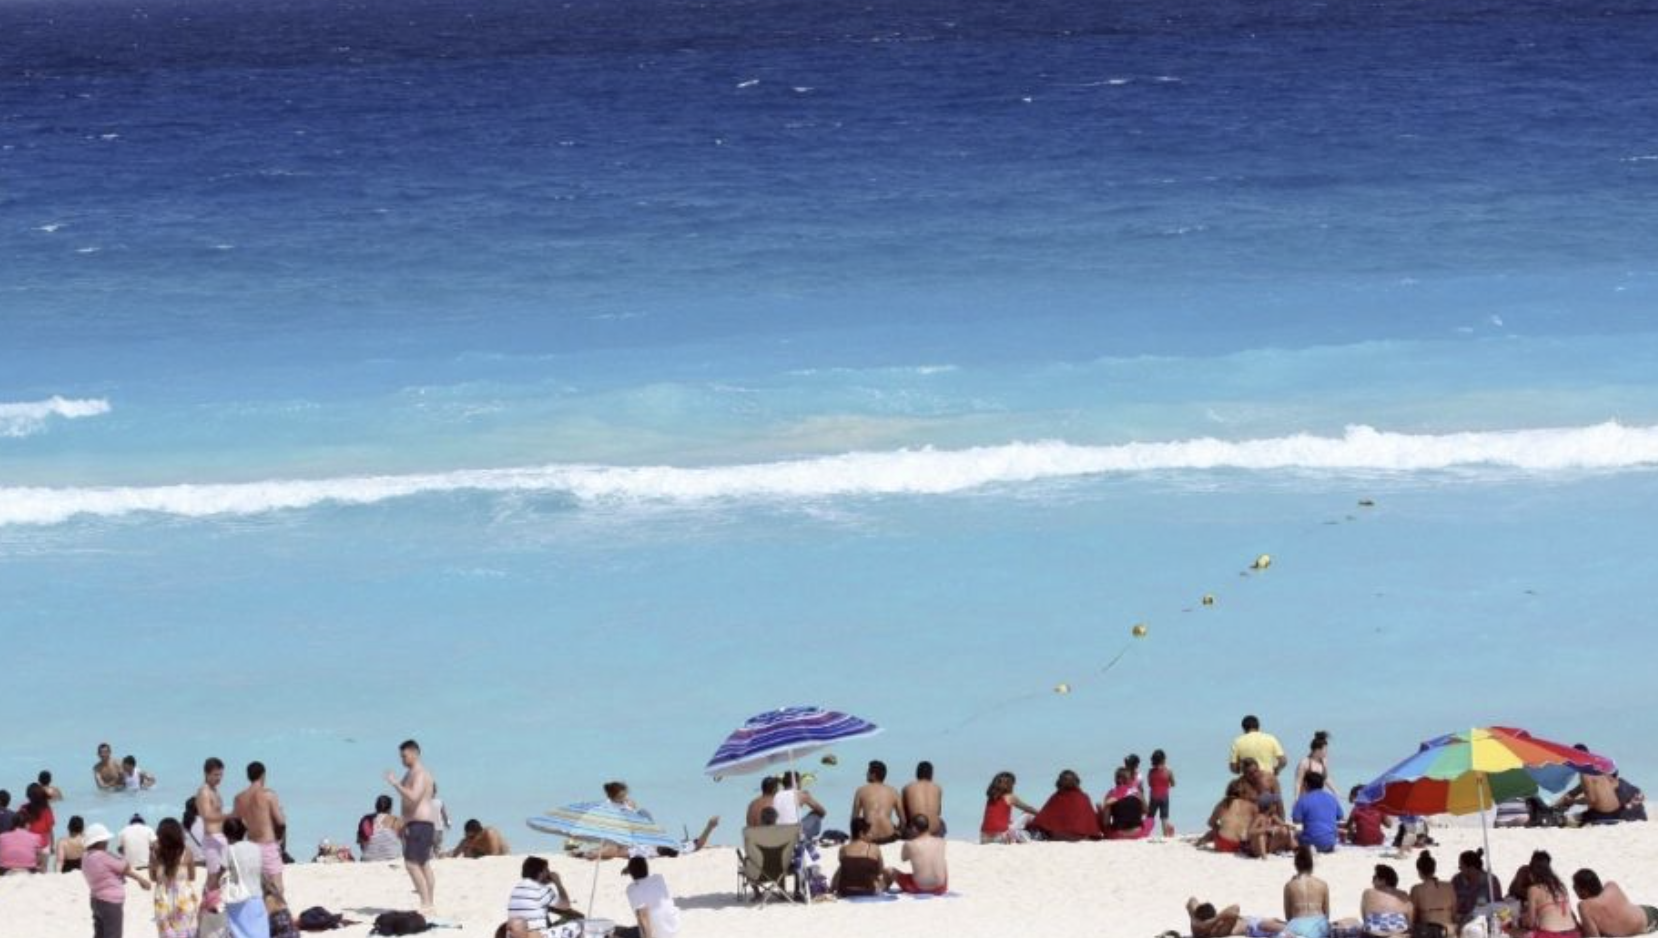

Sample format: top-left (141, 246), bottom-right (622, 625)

top-left (3, 421), bottom-right (1656, 527)
top-left (0, 396), bottom-right (112, 438)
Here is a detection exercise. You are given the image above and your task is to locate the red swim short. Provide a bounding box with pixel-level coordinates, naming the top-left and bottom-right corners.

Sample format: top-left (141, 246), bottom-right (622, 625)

top-left (1213, 836), bottom-right (1241, 854)
top-left (894, 872), bottom-right (948, 896)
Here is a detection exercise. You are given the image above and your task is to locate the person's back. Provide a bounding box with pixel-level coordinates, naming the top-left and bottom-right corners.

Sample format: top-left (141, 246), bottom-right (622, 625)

top-left (1283, 848), bottom-right (1330, 930)
top-left (119, 821), bottom-right (155, 869)
top-left (0, 825), bottom-right (43, 872)
top-left (902, 762), bottom-right (943, 837)
top-left (1231, 716), bottom-right (1286, 776)
top-left (896, 816), bottom-right (947, 894)
top-left (1577, 878), bottom-right (1653, 937)
top-left (624, 860), bottom-right (679, 938)
top-left (1291, 775), bottom-right (1343, 851)
top-left (1411, 881), bottom-right (1457, 934)
top-left (360, 814), bottom-right (402, 862)
top-left (852, 783), bottom-right (903, 843)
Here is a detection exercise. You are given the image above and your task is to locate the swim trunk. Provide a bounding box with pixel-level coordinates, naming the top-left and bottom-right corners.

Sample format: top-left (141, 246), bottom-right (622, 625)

top-left (1643, 906), bottom-right (1658, 934)
top-left (259, 840), bottom-right (283, 877)
top-left (403, 821), bottom-right (435, 864)
top-left (203, 832), bottom-right (228, 877)
top-left (1285, 915), bottom-right (1330, 938)
top-left (893, 872), bottom-right (947, 895)
top-left (1242, 917), bottom-right (1276, 938)
top-left (1148, 797), bottom-right (1170, 820)
top-left (1213, 836), bottom-right (1241, 854)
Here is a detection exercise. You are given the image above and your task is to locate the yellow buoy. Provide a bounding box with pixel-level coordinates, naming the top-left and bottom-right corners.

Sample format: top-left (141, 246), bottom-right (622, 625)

top-left (1054, 682), bottom-right (1071, 695)
top-left (1131, 623), bottom-right (1148, 638)
top-left (1201, 594), bottom-right (1216, 606)
top-left (1251, 554), bottom-right (1272, 570)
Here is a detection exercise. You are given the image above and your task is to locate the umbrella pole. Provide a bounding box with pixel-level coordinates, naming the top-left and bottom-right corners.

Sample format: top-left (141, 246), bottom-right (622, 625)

top-left (587, 845), bottom-right (602, 920)
top-left (1479, 774), bottom-right (1497, 904)
top-left (794, 749), bottom-right (813, 905)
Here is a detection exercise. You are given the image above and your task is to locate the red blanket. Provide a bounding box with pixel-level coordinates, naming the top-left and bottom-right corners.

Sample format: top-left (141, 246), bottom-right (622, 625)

top-left (1029, 789), bottom-right (1101, 841)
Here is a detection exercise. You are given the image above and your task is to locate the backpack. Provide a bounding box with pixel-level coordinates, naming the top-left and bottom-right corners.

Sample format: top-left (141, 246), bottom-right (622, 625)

top-left (371, 911), bottom-right (428, 935)
top-left (297, 907), bottom-right (344, 931)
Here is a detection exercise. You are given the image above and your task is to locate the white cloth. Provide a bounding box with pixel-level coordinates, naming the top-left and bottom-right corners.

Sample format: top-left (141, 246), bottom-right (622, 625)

top-left (187, 818), bottom-right (207, 861)
top-left (626, 874), bottom-right (680, 938)
top-left (222, 841), bottom-right (263, 906)
top-left (118, 823), bottom-right (155, 868)
top-left (772, 790), bottom-right (801, 824)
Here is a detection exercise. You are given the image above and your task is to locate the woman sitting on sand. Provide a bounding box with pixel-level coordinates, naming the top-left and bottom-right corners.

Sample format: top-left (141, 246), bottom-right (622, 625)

top-left (1410, 851), bottom-right (1457, 937)
top-left (1518, 851), bottom-right (1581, 938)
top-left (1283, 846), bottom-right (1334, 938)
top-left (1101, 768), bottom-right (1154, 840)
top-left (1452, 849), bottom-right (1502, 926)
top-left (980, 772), bottom-right (1039, 844)
top-left (54, 816), bottom-right (86, 873)
top-left (357, 795), bottom-right (402, 862)
top-left (1360, 864), bottom-right (1415, 938)
top-left (1027, 770), bottom-right (1101, 842)
top-left (831, 819), bottom-right (889, 897)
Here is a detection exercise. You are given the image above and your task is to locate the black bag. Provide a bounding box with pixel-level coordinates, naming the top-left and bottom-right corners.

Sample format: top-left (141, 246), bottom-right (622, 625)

top-left (371, 911), bottom-right (428, 935)
top-left (297, 906), bottom-right (344, 931)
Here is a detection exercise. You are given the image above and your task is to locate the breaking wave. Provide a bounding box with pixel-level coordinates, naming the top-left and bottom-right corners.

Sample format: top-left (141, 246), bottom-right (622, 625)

top-left (0, 397), bottom-right (111, 438)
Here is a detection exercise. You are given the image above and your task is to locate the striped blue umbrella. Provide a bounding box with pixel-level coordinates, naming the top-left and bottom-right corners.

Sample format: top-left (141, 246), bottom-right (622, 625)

top-left (705, 705), bottom-right (882, 779)
top-left (527, 801), bottom-right (681, 851)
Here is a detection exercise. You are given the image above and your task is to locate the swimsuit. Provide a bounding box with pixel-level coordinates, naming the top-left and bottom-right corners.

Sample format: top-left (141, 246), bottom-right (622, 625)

top-left (1644, 906), bottom-right (1658, 935)
top-left (259, 840), bottom-right (283, 877)
top-left (1362, 911), bottom-right (1409, 935)
top-left (1213, 835), bottom-right (1241, 853)
top-left (1286, 915), bottom-right (1331, 938)
top-left (1242, 917), bottom-right (1277, 938)
top-left (894, 871), bottom-right (947, 895)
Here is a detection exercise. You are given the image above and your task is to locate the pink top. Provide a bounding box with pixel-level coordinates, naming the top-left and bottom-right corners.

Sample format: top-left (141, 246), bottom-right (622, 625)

top-left (0, 828), bottom-right (43, 871)
top-left (82, 850), bottom-right (129, 903)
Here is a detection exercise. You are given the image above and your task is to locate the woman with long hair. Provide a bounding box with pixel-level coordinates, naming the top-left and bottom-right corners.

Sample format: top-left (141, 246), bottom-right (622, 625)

top-left (151, 817), bottom-right (199, 938)
top-left (1295, 731), bottom-right (1334, 797)
top-left (979, 771), bottom-right (1039, 844)
top-left (1520, 851), bottom-right (1581, 938)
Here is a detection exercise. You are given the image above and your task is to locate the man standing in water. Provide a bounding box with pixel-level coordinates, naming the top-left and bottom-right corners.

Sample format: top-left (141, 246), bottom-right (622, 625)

top-left (386, 739), bottom-right (437, 915)
top-left (233, 761), bottom-right (287, 898)
top-left (196, 758), bottom-right (229, 894)
top-left (92, 743), bottom-right (124, 792)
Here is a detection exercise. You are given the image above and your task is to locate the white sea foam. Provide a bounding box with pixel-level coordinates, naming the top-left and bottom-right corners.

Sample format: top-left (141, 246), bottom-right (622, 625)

top-left (0, 396), bottom-right (112, 438)
top-left (3, 422), bottom-right (1657, 527)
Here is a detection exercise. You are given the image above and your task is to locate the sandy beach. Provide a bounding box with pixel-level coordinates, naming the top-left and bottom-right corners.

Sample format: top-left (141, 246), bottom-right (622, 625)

top-left (3, 825), bottom-right (1653, 937)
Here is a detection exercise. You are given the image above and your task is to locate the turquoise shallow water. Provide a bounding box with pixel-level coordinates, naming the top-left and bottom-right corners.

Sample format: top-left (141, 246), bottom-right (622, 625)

top-left (3, 0), bottom-right (1658, 850)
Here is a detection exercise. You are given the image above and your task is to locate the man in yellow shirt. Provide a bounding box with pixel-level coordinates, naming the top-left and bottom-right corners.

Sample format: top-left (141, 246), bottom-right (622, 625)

top-left (1229, 715), bottom-right (1287, 777)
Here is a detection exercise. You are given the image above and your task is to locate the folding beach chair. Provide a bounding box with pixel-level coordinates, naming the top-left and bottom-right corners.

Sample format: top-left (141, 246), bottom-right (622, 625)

top-left (736, 823), bottom-right (801, 906)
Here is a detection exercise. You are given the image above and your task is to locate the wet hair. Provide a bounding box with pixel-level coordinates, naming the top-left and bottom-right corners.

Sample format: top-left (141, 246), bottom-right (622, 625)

top-left (916, 761), bottom-right (934, 781)
top-left (1056, 770), bottom-right (1081, 791)
top-left (1304, 771), bottom-right (1326, 791)
top-left (400, 739), bottom-right (421, 754)
top-left (907, 814), bottom-right (930, 835)
top-left (122, 755), bottom-right (137, 769)
top-left (626, 856), bottom-right (649, 880)
top-left (1529, 850), bottom-right (1566, 899)
top-left (1310, 730), bottom-right (1330, 752)
top-left (604, 781), bottom-right (628, 800)
top-left (224, 818), bottom-right (247, 843)
top-left (204, 757), bottom-right (224, 774)
top-left (182, 797), bottom-right (199, 832)
top-left (37, 771), bottom-right (52, 786)
top-left (1459, 848), bottom-right (1486, 871)
top-left (868, 760), bottom-right (888, 782)
top-left (156, 818), bottom-right (187, 880)
top-left (760, 776), bottom-right (779, 796)
top-left (850, 818), bottom-right (871, 839)
top-left (1573, 869), bottom-right (1604, 897)
top-left (1374, 864), bottom-right (1399, 888)
top-left (0, 790), bottom-right (9, 808)
top-left (1125, 754), bottom-right (1141, 771)
top-left (375, 795), bottom-right (393, 814)
top-left (1151, 750), bottom-right (1167, 768)
top-left (1242, 715), bottom-right (1260, 732)
top-left (987, 771), bottom-right (1017, 800)
top-left (522, 856), bottom-right (549, 880)
top-left (1114, 767), bottom-right (1130, 785)
top-left (68, 815), bottom-right (84, 836)
top-left (1417, 851), bottom-right (1438, 877)
top-left (465, 819), bottom-right (482, 835)
top-left (247, 761), bottom-right (266, 782)
top-left (759, 807), bottom-right (779, 825)
top-left (1295, 845), bottom-right (1314, 874)
top-left (1194, 902), bottom-right (1218, 921)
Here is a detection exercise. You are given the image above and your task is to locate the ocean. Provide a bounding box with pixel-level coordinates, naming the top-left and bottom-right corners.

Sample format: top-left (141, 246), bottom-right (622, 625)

top-left (2, 0), bottom-right (1657, 852)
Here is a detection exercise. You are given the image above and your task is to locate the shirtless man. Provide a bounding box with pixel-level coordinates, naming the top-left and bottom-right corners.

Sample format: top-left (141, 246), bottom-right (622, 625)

top-left (1207, 782), bottom-right (1257, 854)
top-left (1560, 774), bottom-right (1626, 824)
top-left (385, 739), bottom-right (436, 915)
top-left (447, 819), bottom-right (509, 858)
top-left (851, 761), bottom-right (906, 845)
top-left (1186, 897), bottom-right (1287, 937)
top-left (1574, 869), bottom-right (1658, 937)
top-left (890, 814), bottom-right (947, 895)
top-left (196, 758), bottom-right (229, 894)
top-left (232, 761), bottom-right (287, 898)
top-left (92, 744), bottom-right (124, 792)
top-left (901, 761), bottom-right (944, 837)
top-left (746, 777), bottom-right (779, 828)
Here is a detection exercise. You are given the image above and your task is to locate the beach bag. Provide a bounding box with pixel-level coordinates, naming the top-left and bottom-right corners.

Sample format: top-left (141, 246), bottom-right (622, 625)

top-left (221, 844), bottom-right (256, 906)
top-left (371, 911), bottom-right (429, 935)
top-left (297, 907), bottom-right (345, 931)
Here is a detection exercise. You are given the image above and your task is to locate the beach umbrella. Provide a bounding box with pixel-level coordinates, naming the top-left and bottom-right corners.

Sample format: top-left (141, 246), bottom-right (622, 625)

top-left (1357, 727), bottom-right (1615, 906)
top-left (703, 705), bottom-right (882, 779)
top-left (527, 801), bottom-right (681, 916)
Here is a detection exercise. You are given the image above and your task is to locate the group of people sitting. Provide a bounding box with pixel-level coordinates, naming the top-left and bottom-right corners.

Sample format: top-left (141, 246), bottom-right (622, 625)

top-left (1185, 848), bottom-right (1656, 938)
top-left (497, 854), bottom-right (680, 938)
top-left (1008, 751), bottom-right (1177, 843)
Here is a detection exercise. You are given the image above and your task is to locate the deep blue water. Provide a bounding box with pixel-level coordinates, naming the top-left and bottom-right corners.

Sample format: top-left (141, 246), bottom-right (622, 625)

top-left (2, 0), bottom-right (1657, 852)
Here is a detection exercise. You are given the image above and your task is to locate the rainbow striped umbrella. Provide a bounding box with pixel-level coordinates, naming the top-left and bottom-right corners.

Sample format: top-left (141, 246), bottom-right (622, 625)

top-left (1357, 726), bottom-right (1614, 815)
top-left (704, 705), bottom-right (882, 779)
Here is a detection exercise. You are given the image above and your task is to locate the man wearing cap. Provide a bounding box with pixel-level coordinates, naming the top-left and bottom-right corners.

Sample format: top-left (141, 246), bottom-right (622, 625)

top-left (117, 814), bottom-right (155, 870)
top-left (81, 823), bottom-right (150, 938)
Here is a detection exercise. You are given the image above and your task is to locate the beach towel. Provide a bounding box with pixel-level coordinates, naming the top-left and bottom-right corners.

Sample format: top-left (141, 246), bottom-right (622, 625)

top-left (1029, 789), bottom-right (1101, 841)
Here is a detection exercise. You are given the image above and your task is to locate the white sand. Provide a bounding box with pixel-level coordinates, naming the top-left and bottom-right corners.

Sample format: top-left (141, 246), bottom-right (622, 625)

top-left (3, 826), bottom-right (1654, 937)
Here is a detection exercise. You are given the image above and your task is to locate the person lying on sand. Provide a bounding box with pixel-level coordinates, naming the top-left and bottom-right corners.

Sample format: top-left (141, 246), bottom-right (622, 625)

top-left (450, 820), bottom-right (510, 858)
top-left (1186, 896), bottom-right (1287, 937)
top-left (1573, 869), bottom-right (1658, 938)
